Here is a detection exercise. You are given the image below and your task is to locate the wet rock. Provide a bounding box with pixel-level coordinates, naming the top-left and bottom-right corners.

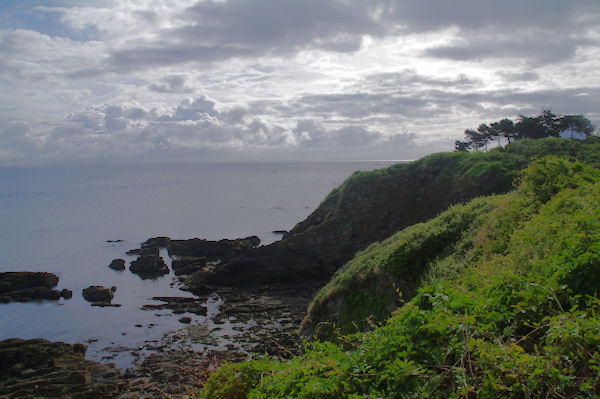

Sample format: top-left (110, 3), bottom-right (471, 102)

top-left (60, 289), bottom-right (73, 299)
top-left (129, 255), bottom-right (168, 278)
top-left (166, 236), bottom-right (260, 259)
top-left (126, 247), bottom-right (159, 256)
top-left (108, 258), bottom-right (126, 271)
top-left (141, 236), bottom-right (171, 248)
top-left (82, 286), bottom-right (115, 303)
top-left (0, 338), bottom-right (127, 398)
top-left (141, 296), bottom-right (207, 316)
top-left (91, 302), bottom-right (121, 307)
top-left (0, 272), bottom-right (70, 303)
top-left (178, 316), bottom-right (192, 324)
top-left (171, 257), bottom-right (206, 276)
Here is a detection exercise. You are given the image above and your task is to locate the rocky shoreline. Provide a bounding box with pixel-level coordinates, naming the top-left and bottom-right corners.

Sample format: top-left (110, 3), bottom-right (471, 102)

top-left (0, 235), bottom-right (323, 397)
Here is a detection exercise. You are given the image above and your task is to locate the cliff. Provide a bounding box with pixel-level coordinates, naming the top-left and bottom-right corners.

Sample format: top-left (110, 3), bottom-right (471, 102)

top-left (192, 138), bottom-right (600, 288)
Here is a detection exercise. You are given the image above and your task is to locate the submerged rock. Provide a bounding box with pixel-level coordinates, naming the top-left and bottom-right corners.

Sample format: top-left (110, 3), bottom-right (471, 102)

top-left (129, 255), bottom-right (169, 278)
top-left (0, 272), bottom-right (71, 303)
top-left (0, 338), bottom-right (127, 398)
top-left (82, 286), bottom-right (115, 303)
top-left (108, 258), bottom-right (126, 270)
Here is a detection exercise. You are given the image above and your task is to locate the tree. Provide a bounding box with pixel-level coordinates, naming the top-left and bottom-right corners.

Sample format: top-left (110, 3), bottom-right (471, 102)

top-left (559, 114), bottom-right (595, 138)
top-left (516, 114), bottom-right (546, 139)
top-left (476, 123), bottom-right (493, 151)
top-left (538, 109), bottom-right (561, 137)
top-left (454, 139), bottom-right (471, 152)
top-left (464, 128), bottom-right (487, 152)
top-left (491, 118), bottom-right (517, 144)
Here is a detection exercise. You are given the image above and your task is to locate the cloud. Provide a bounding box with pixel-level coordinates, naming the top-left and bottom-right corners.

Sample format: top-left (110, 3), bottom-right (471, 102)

top-left (495, 70), bottom-right (540, 82)
top-left (0, 1), bottom-right (599, 165)
top-left (148, 75), bottom-right (193, 93)
top-left (424, 34), bottom-right (597, 66)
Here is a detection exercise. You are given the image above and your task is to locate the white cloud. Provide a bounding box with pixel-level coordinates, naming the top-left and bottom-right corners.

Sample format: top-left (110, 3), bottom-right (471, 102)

top-left (0, 0), bottom-right (599, 165)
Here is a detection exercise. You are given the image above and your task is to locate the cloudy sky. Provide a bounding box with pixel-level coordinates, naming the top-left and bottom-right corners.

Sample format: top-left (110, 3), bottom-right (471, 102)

top-left (1, 0), bottom-right (599, 165)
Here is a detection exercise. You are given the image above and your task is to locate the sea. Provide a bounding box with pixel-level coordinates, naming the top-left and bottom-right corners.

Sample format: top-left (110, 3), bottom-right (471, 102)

top-left (0, 161), bottom-right (397, 368)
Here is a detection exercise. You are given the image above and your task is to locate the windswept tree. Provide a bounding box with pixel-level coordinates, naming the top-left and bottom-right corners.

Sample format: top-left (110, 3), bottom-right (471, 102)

top-left (560, 114), bottom-right (595, 138)
top-left (454, 139), bottom-right (471, 152)
top-left (515, 114), bottom-right (547, 139)
top-left (463, 128), bottom-right (488, 152)
top-left (538, 109), bottom-right (562, 137)
top-left (490, 118), bottom-right (517, 144)
top-left (455, 110), bottom-right (595, 153)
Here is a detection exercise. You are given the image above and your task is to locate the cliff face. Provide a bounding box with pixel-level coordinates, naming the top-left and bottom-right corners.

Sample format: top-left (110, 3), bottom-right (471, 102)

top-left (194, 138), bottom-right (600, 287)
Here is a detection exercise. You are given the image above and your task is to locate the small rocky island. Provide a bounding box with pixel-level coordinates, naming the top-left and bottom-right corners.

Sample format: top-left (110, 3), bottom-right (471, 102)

top-left (0, 272), bottom-right (72, 303)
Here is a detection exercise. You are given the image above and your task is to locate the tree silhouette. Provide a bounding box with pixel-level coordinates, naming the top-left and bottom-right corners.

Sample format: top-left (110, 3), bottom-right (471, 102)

top-left (455, 110), bottom-right (595, 152)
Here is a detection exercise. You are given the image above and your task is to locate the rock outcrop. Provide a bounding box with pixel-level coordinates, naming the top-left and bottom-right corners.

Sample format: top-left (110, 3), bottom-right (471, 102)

top-left (0, 272), bottom-right (72, 303)
top-left (171, 257), bottom-right (206, 276)
top-left (108, 258), bottom-right (126, 270)
top-left (126, 247), bottom-right (159, 256)
top-left (129, 255), bottom-right (169, 278)
top-left (82, 286), bottom-right (115, 303)
top-left (0, 338), bottom-right (127, 398)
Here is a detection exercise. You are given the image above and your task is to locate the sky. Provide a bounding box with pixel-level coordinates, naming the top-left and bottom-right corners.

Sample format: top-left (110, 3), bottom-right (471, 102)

top-left (0, 0), bottom-right (599, 165)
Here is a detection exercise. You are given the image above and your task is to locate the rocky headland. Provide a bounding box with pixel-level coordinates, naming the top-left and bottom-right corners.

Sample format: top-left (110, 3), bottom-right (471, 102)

top-left (3, 138), bottom-right (600, 397)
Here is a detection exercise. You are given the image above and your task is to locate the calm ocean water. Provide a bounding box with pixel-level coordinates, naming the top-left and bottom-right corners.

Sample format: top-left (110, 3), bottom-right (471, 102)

top-left (0, 161), bottom-right (396, 367)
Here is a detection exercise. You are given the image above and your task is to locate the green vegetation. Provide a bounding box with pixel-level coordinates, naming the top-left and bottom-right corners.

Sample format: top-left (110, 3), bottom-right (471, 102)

top-left (198, 154), bottom-right (600, 398)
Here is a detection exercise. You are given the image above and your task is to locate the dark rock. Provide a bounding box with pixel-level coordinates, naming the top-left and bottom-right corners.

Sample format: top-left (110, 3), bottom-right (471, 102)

top-left (91, 302), bottom-right (121, 307)
top-left (171, 257), bottom-right (206, 276)
top-left (106, 239), bottom-right (123, 243)
top-left (142, 236), bottom-right (171, 248)
top-left (129, 255), bottom-right (169, 278)
top-left (82, 286), bottom-right (115, 303)
top-left (272, 230), bottom-right (288, 234)
top-left (108, 258), bottom-right (126, 270)
top-left (60, 289), bottom-right (73, 299)
top-left (0, 338), bottom-right (127, 397)
top-left (126, 247), bottom-right (159, 256)
top-left (141, 296), bottom-right (207, 316)
top-left (178, 316), bottom-right (192, 324)
top-left (0, 272), bottom-right (69, 303)
top-left (166, 236), bottom-right (260, 259)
